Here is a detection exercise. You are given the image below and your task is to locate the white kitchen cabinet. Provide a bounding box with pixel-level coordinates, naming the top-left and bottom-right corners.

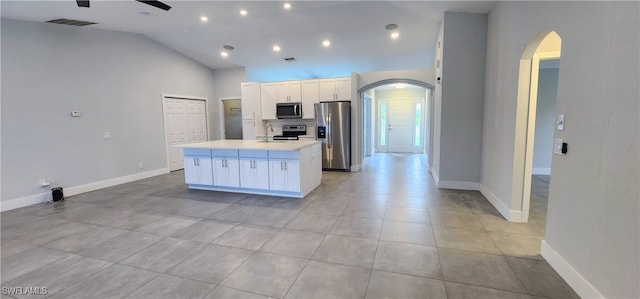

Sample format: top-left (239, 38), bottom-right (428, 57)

top-left (269, 159), bottom-right (301, 192)
top-left (183, 149), bottom-right (213, 185)
top-left (241, 82), bottom-right (261, 120)
top-left (276, 81), bottom-right (301, 103)
top-left (242, 119), bottom-right (258, 140)
top-left (260, 83), bottom-right (277, 119)
top-left (239, 150), bottom-right (269, 190)
top-left (268, 151), bottom-right (301, 192)
top-left (301, 80), bottom-right (319, 119)
top-left (212, 150), bottom-right (240, 188)
top-left (319, 77), bottom-right (351, 101)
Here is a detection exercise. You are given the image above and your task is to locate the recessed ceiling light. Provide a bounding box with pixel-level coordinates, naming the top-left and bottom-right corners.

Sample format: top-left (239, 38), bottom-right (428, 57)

top-left (273, 45), bottom-right (281, 52)
top-left (395, 83), bottom-right (406, 89)
top-left (240, 9), bottom-right (247, 16)
top-left (220, 51), bottom-right (228, 57)
top-left (390, 31), bottom-right (400, 39)
top-left (322, 40), bottom-right (331, 48)
top-left (283, 3), bottom-right (291, 10)
top-left (200, 16), bottom-right (208, 22)
top-left (223, 45), bottom-right (235, 50)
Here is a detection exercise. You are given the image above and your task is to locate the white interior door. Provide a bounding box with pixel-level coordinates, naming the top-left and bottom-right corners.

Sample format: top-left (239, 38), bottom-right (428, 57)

top-left (163, 96), bottom-right (207, 171)
top-left (387, 99), bottom-right (413, 153)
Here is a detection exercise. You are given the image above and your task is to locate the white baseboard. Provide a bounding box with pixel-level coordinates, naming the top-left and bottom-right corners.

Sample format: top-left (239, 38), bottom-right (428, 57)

top-left (437, 180), bottom-right (480, 191)
top-left (532, 167), bottom-right (551, 175)
top-left (541, 241), bottom-right (604, 299)
top-left (480, 184), bottom-right (525, 223)
top-left (0, 168), bottom-right (169, 212)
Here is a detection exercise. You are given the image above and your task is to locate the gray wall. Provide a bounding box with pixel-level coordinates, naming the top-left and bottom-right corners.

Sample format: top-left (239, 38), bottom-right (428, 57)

top-left (482, 2), bottom-right (639, 298)
top-left (437, 12), bottom-right (487, 184)
top-left (211, 68), bottom-right (246, 140)
top-left (532, 67), bottom-right (558, 174)
top-left (1, 19), bottom-right (216, 201)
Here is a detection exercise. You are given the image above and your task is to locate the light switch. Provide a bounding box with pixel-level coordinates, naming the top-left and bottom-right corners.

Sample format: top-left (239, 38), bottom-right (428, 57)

top-left (557, 114), bottom-right (565, 131)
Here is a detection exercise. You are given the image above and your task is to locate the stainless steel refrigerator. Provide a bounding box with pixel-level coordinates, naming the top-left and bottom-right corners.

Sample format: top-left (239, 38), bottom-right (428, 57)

top-left (314, 101), bottom-right (351, 171)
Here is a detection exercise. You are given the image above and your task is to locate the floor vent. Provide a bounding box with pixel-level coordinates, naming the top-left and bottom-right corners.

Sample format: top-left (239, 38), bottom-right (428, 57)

top-left (45, 18), bottom-right (97, 26)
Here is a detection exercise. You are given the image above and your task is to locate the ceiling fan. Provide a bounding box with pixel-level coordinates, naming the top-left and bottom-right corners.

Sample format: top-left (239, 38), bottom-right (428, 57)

top-left (76, 0), bottom-right (171, 11)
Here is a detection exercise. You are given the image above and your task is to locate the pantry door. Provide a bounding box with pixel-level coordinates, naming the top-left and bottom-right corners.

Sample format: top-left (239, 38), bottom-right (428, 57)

top-left (163, 96), bottom-right (208, 171)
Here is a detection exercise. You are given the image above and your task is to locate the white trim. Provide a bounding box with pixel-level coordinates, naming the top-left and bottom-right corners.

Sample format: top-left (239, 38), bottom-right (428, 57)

top-left (480, 184), bottom-right (525, 223)
top-left (541, 241), bottom-right (604, 299)
top-left (532, 167), bottom-right (551, 175)
top-left (437, 180), bottom-right (480, 191)
top-left (350, 163), bottom-right (361, 172)
top-left (0, 168), bottom-right (169, 212)
top-left (432, 169), bottom-right (440, 186)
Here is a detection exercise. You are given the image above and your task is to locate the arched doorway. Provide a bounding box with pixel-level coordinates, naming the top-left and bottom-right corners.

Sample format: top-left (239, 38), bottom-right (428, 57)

top-left (511, 31), bottom-right (562, 223)
top-left (358, 79), bottom-right (434, 170)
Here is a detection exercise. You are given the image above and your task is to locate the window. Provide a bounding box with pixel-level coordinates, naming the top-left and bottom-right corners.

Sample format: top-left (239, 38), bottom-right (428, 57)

top-left (380, 103), bottom-right (387, 146)
top-left (415, 102), bottom-right (422, 146)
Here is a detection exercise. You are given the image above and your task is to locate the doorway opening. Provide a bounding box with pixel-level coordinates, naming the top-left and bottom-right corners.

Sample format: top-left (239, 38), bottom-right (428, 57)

top-left (162, 95), bottom-right (208, 171)
top-left (359, 80), bottom-right (433, 169)
top-left (511, 31), bottom-right (561, 223)
top-left (220, 98), bottom-right (243, 140)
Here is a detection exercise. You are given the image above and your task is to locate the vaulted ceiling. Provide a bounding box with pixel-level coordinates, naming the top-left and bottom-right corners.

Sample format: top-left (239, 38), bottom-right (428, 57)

top-left (1, 1), bottom-right (495, 80)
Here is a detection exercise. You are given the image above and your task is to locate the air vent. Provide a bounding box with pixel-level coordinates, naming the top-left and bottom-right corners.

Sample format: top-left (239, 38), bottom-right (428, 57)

top-left (45, 18), bottom-right (97, 27)
top-left (284, 57), bottom-right (296, 62)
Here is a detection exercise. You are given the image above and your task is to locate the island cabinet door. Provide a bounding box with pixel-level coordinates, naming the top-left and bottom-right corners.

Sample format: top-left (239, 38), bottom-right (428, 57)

top-left (212, 157), bottom-right (240, 188)
top-left (269, 159), bottom-right (301, 192)
top-left (184, 156), bottom-right (213, 185)
top-left (240, 158), bottom-right (269, 190)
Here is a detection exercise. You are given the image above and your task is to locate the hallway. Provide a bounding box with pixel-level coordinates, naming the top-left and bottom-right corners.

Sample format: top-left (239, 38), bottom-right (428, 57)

top-left (1, 154), bottom-right (577, 298)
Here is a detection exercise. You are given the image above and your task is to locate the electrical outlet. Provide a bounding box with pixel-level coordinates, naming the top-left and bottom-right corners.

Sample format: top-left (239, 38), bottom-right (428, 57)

top-left (554, 138), bottom-right (565, 155)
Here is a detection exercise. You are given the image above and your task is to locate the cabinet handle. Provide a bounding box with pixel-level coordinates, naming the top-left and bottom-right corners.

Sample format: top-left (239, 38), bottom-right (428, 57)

top-left (280, 161), bottom-right (283, 170)
top-left (284, 161), bottom-right (287, 171)
top-left (197, 158), bottom-right (200, 166)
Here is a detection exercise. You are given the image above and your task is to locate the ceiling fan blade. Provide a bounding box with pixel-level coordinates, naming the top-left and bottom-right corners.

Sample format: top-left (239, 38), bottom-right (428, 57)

top-left (76, 0), bottom-right (90, 8)
top-left (136, 0), bottom-right (171, 11)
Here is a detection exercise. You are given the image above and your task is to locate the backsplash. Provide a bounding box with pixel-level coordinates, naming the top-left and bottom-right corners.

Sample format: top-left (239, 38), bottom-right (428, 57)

top-left (263, 119), bottom-right (316, 136)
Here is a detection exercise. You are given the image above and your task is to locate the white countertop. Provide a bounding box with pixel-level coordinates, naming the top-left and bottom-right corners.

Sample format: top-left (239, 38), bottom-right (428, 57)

top-left (177, 140), bottom-right (320, 151)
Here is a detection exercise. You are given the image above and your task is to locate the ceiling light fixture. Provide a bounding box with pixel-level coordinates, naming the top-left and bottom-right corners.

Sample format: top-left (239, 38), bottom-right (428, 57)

top-left (322, 40), bottom-right (331, 48)
top-left (283, 3), bottom-right (291, 10)
top-left (390, 31), bottom-right (400, 40)
top-left (273, 45), bottom-right (281, 52)
top-left (223, 45), bottom-right (235, 50)
top-left (200, 16), bottom-right (208, 22)
top-left (395, 83), bottom-right (406, 89)
top-left (385, 23), bottom-right (398, 31)
top-left (220, 51), bottom-right (228, 57)
top-left (240, 9), bottom-right (247, 16)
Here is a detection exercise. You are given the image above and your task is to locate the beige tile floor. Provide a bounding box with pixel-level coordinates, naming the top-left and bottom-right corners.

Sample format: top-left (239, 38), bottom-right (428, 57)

top-left (0, 153), bottom-right (579, 299)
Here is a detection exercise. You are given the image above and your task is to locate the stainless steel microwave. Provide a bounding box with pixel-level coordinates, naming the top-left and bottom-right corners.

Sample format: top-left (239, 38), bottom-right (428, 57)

top-left (276, 102), bottom-right (303, 119)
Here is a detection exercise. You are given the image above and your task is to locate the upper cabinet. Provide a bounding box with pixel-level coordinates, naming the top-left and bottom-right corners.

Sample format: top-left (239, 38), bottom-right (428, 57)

top-left (260, 83), bottom-right (277, 119)
top-left (319, 77), bottom-right (351, 102)
top-left (241, 82), bottom-right (261, 120)
top-left (275, 81), bottom-right (301, 103)
top-left (252, 77), bottom-right (350, 120)
top-left (301, 80), bottom-right (319, 119)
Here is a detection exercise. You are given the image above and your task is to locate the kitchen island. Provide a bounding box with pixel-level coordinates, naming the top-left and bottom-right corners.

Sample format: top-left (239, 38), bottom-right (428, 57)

top-left (177, 140), bottom-right (322, 198)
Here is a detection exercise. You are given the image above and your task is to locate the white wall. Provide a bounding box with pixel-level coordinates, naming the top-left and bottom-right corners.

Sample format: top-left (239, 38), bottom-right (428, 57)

top-left (212, 68), bottom-right (246, 140)
top-left (1, 19), bottom-right (216, 204)
top-left (482, 2), bottom-right (639, 298)
top-left (532, 67), bottom-right (558, 175)
top-left (436, 12), bottom-right (487, 188)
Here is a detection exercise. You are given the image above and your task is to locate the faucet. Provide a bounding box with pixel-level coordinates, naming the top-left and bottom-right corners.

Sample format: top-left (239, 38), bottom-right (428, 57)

top-left (264, 123), bottom-right (273, 142)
